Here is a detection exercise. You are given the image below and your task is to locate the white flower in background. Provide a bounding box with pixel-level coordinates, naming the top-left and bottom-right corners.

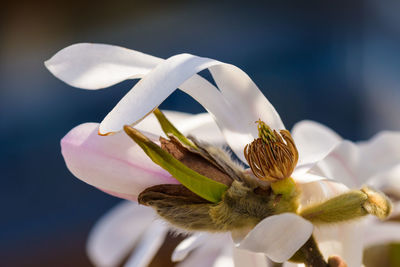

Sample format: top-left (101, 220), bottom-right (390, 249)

top-left (45, 43), bottom-right (399, 266)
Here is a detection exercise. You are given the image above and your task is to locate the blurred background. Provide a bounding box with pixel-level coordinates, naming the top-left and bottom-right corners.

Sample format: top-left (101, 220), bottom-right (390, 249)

top-left (1, 0), bottom-right (399, 266)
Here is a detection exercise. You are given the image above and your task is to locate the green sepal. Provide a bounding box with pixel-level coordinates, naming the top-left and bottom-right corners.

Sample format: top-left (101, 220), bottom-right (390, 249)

top-left (124, 125), bottom-right (228, 203)
top-left (153, 108), bottom-right (196, 148)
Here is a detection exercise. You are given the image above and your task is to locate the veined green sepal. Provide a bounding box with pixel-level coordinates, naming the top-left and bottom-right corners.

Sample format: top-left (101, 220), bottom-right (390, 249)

top-left (153, 108), bottom-right (196, 148)
top-left (123, 125), bottom-right (228, 203)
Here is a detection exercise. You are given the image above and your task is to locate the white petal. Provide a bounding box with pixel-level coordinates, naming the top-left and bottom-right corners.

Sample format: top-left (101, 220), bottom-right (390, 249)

top-left (357, 131), bottom-right (400, 185)
top-left (172, 233), bottom-right (208, 262)
top-left (236, 213), bottom-right (313, 263)
top-left (87, 201), bottom-right (156, 267)
top-left (307, 141), bottom-right (361, 188)
top-left (61, 123), bottom-right (178, 200)
top-left (45, 43), bottom-right (162, 89)
top-left (124, 220), bottom-right (169, 267)
top-left (98, 52), bottom-right (283, 162)
top-left (291, 120), bottom-right (342, 166)
top-left (363, 222), bottom-right (400, 247)
top-left (176, 234), bottom-right (230, 267)
top-left (134, 110), bottom-right (193, 137)
top-left (314, 221), bottom-right (365, 267)
top-left (178, 113), bottom-right (225, 145)
top-left (233, 248), bottom-right (269, 267)
top-left (137, 110), bottom-right (225, 145)
top-left (213, 246), bottom-right (235, 267)
top-left (367, 165), bottom-right (400, 199)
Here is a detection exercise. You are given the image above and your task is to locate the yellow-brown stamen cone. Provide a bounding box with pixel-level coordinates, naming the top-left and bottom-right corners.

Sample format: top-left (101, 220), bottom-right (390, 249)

top-left (244, 120), bottom-right (299, 182)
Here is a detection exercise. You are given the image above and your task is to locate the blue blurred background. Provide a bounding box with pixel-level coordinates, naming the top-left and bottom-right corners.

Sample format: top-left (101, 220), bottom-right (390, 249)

top-left (1, 1), bottom-right (399, 266)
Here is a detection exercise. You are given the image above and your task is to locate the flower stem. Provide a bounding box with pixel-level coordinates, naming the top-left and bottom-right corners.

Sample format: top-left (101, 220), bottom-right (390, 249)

top-left (297, 235), bottom-right (328, 267)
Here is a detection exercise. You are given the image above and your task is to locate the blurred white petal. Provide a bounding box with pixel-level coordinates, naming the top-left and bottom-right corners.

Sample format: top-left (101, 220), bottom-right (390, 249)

top-left (87, 201), bottom-right (156, 267)
top-left (314, 221), bottom-right (365, 267)
top-left (176, 234), bottom-right (230, 267)
top-left (236, 213), bottom-right (313, 263)
top-left (357, 131), bottom-right (400, 185)
top-left (367, 165), bottom-right (400, 199)
top-left (363, 222), bottom-right (400, 247)
top-left (124, 220), bottom-right (169, 267)
top-left (233, 248), bottom-right (269, 267)
top-left (213, 246), bottom-right (235, 267)
top-left (291, 120), bottom-right (342, 166)
top-left (61, 123), bottom-right (177, 200)
top-left (172, 233), bottom-right (208, 262)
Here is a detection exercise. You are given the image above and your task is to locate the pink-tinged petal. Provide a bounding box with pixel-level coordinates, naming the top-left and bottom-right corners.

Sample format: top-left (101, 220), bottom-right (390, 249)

top-left (124, 220), bottom-right (169, 267)
top-left (176, 234), bottom-right (230, 267)
top-left (363, 222), bottom-right (400, 247)
top-left (87, 201), bottom-right (156, 267)
top-left (307, 141), bottom-right (361, 188)
top-left (236, 213), bottom-right (313, 263)
top-left (98, 52), bottom-right (283, 162)
top-left (233, 248), bottom-right (270, 267)
top-left (291, 120), bottom-right (342, 166)
top-left (314, 221), bottom-right (365, 267)
top-left (45, 43), bottom-right (162, 89)
top-left (357, 131), bottom-right (400, 184)
top-left (61, 123), bottom-right (178, 200)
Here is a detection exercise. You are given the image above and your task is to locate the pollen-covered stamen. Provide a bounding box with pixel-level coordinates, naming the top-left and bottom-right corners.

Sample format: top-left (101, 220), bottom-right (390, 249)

top-left (244, 120), bottom-right (299, 182)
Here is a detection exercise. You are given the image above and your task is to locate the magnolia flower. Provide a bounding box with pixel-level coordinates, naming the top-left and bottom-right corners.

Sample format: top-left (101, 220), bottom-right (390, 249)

top-left (46, 43), bottom-right (396, 266)
top-left (85, 124), bottom-right (400, 267)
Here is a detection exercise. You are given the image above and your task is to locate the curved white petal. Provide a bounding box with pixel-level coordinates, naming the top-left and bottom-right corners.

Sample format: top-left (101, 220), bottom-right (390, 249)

top-left (45, 43), bottom-right (162, 89)
top-left (172, 233), bottom-right (208, 262)
top-left (124, 220), bottom-right (169, 267)
top-left (236, 213), bottom-right (313, 263)
top-left (363, 222), bottom-right (400, 247)
top-left (87, 201), bottom-right (156, 267)
top-left (213, 246), bottom-right (235, 267)
top-left (61, 123), bottom-right (178, 200)
top-left (291, 120), bottom-right (342, 166)
top-left (307, 141), bottom-right (361, 188)
top-left (47, 44), bottom-right (283, 162)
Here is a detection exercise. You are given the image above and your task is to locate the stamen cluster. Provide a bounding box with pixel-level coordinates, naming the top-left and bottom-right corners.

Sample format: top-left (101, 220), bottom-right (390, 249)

top-left (244, 121), bottom-right (299, 182)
